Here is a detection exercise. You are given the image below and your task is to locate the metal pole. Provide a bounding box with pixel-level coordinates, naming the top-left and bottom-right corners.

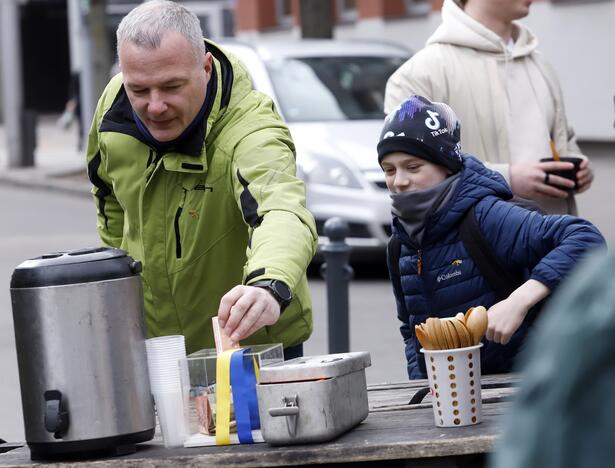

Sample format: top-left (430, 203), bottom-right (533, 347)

top-left (78, 0), bottom-right (96, 148)
top-left (320, 217), bottom-right (354, 353)
top-left (299, 0), bottom-right (333, 39)
top-left (77, 0), bottom-right (111, 147)
top-left (67, 0), bottom-right (82, 76)
top-left (0, 0), bottom-right (24, 167)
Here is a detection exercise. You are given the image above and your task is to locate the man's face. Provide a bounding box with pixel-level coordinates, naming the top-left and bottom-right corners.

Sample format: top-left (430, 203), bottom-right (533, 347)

top-left (467, 0), bottom-right (532, 22)
top-left (119, 31), bottom-right (211, 142)
top-left (381, 152), bottom-right (450, 194)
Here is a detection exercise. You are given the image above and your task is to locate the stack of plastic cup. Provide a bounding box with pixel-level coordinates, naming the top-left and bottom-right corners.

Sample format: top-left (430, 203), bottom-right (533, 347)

top-left (421, 343), bottom-right (483, 427)
top-left (145, 335), bottom-right (189, 447)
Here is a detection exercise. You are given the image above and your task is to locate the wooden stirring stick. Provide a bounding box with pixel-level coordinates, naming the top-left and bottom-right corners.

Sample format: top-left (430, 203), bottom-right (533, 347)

top-left (550, 140), bottom-right (560, 161)
top-left (212, 316), bottom-right (240, 355)
top-left (415, 324), bottom-right (433, 350)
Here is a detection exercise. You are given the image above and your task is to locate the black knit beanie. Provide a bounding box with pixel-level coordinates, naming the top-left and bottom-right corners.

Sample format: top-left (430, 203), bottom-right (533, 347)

top-left (377, 95), bottom-right (463, 174)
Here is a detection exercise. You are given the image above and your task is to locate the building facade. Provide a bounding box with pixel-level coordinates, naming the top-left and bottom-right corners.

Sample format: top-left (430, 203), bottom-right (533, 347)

top-left (232, 0), bottom-right (615, 142)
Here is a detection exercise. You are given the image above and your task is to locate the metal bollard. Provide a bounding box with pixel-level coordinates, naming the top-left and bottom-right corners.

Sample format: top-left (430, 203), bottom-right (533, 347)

top-left (320, 217), bottom-right (354, 354)
top-left (20, 110), bottom-right (37, 167)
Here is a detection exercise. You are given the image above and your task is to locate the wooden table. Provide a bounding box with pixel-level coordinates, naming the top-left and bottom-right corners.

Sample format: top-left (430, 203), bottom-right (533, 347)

top-left (0, 374), bottom-right (517, 467)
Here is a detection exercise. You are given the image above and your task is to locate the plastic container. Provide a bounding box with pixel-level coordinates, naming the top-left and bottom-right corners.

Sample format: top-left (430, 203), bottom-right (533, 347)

top-left (181, 344), bottom-right (284, 441)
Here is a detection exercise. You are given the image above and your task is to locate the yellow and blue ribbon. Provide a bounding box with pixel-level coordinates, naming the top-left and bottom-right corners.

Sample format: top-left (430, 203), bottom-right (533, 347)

top-left (215, 348), bottom-right (261, 445)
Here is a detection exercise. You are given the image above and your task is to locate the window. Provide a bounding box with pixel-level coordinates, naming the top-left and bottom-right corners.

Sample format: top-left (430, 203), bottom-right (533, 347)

top-left (276, 0), bottom-right (293, 28)
top-left (265, 55), bottom-right (407, 122)
top-left (337, 0), bottom-right (358, 23)
top-left (404, 0), bottom-right (431, 17)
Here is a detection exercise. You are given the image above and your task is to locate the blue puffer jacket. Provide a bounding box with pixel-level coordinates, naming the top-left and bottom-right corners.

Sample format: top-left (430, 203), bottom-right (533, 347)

top-left (389, 156), bottom-right (606, 379)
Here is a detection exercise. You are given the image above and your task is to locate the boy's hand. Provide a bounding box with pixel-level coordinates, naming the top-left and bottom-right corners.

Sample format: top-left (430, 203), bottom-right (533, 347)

top-left (486, 279), bottom-right (550, 345)
top-left (486, 298), bottom-right (529, 345)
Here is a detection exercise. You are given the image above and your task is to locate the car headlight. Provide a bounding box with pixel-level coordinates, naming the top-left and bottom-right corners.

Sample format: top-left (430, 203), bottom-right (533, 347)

top-left (300, 153), bottom-right (362, 189)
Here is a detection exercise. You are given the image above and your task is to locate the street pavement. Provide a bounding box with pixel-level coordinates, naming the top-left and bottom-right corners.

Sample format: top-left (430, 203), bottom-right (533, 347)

top-left (0, 116), bottom-right (613, 443)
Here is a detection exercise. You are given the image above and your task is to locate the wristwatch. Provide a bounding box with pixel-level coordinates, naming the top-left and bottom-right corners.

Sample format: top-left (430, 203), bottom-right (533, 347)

top-left (250, 279), bottom-right (293, 313)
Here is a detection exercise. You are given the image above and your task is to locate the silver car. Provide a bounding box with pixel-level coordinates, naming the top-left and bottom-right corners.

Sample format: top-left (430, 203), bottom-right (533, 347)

top-left (220, 40), bottom-right (410, 259)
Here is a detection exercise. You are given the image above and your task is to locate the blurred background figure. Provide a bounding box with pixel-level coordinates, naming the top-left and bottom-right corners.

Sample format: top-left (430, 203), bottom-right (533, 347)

top-left (385, 0), bottom-right (593, 215)
top-left (56, 71), bottom-right (83, 150)
top-left (489, 252), bottom-right (615, 468)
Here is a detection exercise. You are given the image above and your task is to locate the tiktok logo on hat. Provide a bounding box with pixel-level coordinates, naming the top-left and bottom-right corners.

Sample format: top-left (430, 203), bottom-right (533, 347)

top-left (377, 95), bottom-right (464, 173)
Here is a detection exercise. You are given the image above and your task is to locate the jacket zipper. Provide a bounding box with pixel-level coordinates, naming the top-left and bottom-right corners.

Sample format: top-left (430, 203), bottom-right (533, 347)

top-left (417, 249), bottom-right (422, 275)
top-left (146, 150), bottom-right (164, 184)
top-left (174, 188), bottom-right (188, 258)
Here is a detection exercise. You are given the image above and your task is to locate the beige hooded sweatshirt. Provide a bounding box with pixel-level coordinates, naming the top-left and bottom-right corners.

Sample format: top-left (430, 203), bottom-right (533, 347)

top-left (385, 0), bottom-right (583, 214)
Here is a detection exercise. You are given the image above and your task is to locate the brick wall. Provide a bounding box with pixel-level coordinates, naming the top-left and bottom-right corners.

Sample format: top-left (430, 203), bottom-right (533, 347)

top-left (235, 0), bottom-right (446, 33)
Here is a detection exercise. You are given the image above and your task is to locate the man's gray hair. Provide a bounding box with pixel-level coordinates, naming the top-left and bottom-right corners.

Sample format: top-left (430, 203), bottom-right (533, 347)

top-left (117, 0), bottom-right (206, 63)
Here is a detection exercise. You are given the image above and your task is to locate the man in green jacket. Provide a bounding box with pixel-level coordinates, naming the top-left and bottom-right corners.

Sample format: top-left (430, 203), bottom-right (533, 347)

top-left (86, 0), bottom-right (317, 357)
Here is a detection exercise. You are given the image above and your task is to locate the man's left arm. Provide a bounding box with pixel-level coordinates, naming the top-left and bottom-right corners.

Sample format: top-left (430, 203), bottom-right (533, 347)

top-left (218, 112), bottom-right (317, 341)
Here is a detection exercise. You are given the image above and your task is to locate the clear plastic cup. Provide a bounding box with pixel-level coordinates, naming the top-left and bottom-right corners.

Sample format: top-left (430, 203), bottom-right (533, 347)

top-left (146, 335), bottom-right (187, 395)
top-left (154, 390), bottom-right (188, 448)
top-left (421, 343), bottom-right (483, 427)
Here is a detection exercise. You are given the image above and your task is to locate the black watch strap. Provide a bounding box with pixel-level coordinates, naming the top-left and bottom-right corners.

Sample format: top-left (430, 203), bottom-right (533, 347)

top-left (250, 279), bottom-right (293, 312)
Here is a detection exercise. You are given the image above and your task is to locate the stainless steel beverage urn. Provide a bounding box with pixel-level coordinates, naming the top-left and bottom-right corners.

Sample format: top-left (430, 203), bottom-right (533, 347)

top-left (10, 247), bottom-right (155, 459)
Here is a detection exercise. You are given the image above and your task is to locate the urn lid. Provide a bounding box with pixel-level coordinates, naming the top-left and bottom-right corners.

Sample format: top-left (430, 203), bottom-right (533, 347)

top-left (10, 247), bottom-right (142, 288)
top-left (258, 352), bottom-right (372, 383)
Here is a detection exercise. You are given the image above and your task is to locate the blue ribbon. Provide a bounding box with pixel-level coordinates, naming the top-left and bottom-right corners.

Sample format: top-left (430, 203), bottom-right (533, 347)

top-left (230, 348), bottom-right (261, 443)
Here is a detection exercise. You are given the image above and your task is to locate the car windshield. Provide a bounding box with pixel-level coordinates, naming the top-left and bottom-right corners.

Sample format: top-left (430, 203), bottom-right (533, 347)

top-left (265, 55), bottom-right (407, 122)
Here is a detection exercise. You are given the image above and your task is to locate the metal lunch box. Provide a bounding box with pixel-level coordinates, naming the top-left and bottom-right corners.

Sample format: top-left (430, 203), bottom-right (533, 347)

top-left (256, 352), bottom-right (371, 445)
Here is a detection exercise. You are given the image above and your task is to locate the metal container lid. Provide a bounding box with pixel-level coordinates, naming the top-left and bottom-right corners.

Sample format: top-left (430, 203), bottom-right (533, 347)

top-left (10, 247), bottom-right (142, 289)
top-left (258, 352), bottom-right (371, 383)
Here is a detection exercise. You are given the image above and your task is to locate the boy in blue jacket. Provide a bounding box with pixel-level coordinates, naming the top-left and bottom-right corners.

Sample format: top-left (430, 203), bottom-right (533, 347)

top-left (379, 95), bottom-right (606, 379)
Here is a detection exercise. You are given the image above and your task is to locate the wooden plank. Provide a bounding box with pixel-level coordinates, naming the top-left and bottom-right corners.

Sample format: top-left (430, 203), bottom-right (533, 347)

top-left (369, 386), bottom-right (516, 411)
top-left (367, 374), bottom-right (518, 392)
top-left (369, 375), bottom-right (518, 412)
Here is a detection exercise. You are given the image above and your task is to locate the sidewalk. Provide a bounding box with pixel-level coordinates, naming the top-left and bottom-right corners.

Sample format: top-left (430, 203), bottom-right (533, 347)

top-left (0, 114), bottom-right (91, 197)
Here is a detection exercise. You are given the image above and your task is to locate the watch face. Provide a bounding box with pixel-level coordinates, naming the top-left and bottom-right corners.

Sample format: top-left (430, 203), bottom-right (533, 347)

top-left (272, 280), bottom-right (292, 302)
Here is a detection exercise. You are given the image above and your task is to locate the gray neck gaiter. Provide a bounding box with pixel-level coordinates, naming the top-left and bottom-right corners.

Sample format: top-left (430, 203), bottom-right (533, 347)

top-left (391, 173), bottom-right (460, 246)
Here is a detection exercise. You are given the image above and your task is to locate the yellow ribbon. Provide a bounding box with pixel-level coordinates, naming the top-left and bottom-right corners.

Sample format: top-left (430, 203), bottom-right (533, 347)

top-left (215, 349), bottom-right (237, 445)
top-left (253, 356), bottom-right (260, 383)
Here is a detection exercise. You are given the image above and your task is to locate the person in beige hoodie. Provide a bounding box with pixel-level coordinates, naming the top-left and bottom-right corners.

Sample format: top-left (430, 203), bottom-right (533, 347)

top-left (384, 0), bottom-right (594, 215)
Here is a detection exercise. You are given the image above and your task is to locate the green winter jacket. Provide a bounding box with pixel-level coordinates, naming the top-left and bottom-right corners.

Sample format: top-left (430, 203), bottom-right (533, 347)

top-left (86, 41), bottom-right (317, 354)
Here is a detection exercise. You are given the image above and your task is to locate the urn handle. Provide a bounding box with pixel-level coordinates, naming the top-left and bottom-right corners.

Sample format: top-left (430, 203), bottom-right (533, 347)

top-left (44, 390), bottom-right (69, 439)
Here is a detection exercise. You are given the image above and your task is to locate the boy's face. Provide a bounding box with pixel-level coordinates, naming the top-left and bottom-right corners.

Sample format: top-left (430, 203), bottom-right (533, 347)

top-left (381, 152), bottom-right (450, 193)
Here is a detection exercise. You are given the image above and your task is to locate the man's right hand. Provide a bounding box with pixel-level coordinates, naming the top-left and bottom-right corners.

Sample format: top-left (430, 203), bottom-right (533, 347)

top-left (217, 285), bottom-right (281, 343)
top-left (509, 161), bottom-right (575, 200)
